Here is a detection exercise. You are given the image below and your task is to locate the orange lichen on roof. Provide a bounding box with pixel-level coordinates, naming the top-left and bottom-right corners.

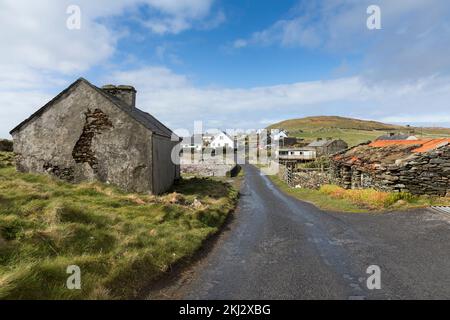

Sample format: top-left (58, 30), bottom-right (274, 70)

top-left (413, 138), bottom-right (450, 152)
top-left (369, 139), bottom-right (450, 153)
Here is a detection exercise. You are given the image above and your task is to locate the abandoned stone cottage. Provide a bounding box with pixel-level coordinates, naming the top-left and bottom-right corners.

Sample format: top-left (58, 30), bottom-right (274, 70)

top-left (330, 139), bottom-right (450, 196)
top-left (10, 78), bottom-right (180, 194)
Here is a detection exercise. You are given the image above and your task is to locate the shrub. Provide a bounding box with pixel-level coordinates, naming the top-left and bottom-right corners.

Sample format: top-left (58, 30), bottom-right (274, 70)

top-left (385, 192), bottom-right (417, 206)
top-left (0, 140), bottom-right (13, 152)
top-left (319, 185), bottom-right (417, 210)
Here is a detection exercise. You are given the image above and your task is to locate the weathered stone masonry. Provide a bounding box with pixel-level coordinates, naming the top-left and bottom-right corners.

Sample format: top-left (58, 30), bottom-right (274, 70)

top-left (10, 78), bottom-right (180, 194)
top-left (43, 162), bottom-right (75, 181)
top-left (72, 108), bottom-right (113, 173)
top-left (278, 162), bottom-right (331, 189)
top-left (330, 145), bottom-right (450, 196)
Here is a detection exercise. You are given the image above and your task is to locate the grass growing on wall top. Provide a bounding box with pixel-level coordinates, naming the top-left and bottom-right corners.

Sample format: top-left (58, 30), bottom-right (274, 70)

top-left (0, 153), bottom-right (238, 299)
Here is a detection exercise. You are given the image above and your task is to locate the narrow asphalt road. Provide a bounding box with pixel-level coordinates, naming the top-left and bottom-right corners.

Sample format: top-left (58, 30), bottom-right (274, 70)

top-left (149, 165), bottom-right (450, 300)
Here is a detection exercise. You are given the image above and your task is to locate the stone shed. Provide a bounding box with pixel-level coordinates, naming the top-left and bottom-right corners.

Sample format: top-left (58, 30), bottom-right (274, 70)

top-left (307, 138), bottom-right (348, 157)
top-left (10, 78), bottom-right (180, 194)
top-left (330, 139), bottom-right (450, 196)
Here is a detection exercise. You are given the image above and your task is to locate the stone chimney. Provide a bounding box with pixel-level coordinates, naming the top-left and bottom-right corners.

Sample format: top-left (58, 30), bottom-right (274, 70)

top-left (102, 84), bottom-right (136, 108)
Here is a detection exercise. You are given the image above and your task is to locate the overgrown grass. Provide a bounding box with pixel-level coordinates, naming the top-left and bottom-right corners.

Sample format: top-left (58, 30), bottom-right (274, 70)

top-left (269, 174), bottom-right (450, 213)
top-left (0, 153), bottom-right (238, 299)
top-left (0, 152), bottom-right (14, 168)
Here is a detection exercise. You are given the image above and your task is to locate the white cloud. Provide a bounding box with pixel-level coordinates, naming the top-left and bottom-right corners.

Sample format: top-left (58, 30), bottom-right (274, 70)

top-left (2, 0), bottom-right (450, 138)
top-left (233, 39), bottom-right (248, 49)
top-left (3, 62), bottom-right (450, 137)
top-left (0, 0), bottom-right (217, 74)
top-left (0, 1), bottom-right (116, 74)
top-left (0, 0), bottom-right (218, 137)
top-left (104, 67), bottom-right (450, 132)
top-left (200, 10), bottom-right (226, 30)
top-left (241, 18), bottom-right (322, 49)
top-left (138, 0), bottom-right (216, 34)
top-left (233, 0), bottom-right (450, 82)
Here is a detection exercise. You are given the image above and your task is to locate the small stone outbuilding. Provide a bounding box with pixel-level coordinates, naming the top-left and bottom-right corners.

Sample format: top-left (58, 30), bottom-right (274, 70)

top-left (10, 78), bottom-right (180, 194)
top-left (307, 138), bottom-right (348, 157)
top-left (330, 139), bottom-right (450, 196)
top-left (375, 133), bottom-right (418, 141)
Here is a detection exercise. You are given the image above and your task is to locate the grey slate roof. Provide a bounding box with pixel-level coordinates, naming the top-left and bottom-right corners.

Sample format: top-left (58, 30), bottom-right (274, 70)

top-left (307, 140), bottom-right (334, 147)
top-left (376, 134), bottom-right (413, 141)
top-left (10, 78), bottom-right (177, 140)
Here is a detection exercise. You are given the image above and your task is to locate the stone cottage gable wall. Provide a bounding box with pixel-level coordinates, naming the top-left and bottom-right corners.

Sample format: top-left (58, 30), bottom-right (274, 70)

top-left (330, 145), bottom-right (450, 196)
top-left (12, 81), bottom-right (154, 193)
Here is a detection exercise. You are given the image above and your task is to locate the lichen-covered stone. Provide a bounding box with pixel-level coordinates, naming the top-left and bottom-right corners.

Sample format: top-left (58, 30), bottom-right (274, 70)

top-left (330, 143), bottom-right (450, 196)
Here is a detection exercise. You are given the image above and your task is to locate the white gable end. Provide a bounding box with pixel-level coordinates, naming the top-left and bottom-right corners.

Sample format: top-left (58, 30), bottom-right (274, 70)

top-left (210, 132), bottom-right (235, 148)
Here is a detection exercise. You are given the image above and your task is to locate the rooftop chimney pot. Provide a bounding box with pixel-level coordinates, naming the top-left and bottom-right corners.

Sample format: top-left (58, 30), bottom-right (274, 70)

top-left (101, 84), bottom-right (136, 108)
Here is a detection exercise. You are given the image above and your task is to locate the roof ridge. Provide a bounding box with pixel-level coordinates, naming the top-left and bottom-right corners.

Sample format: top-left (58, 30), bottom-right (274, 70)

top-left (10, 78), bottom-right (177, 140)
top-left (82, 81), bottom-right (175, 139)
top-left (10, 78), bottom-right (85, 134)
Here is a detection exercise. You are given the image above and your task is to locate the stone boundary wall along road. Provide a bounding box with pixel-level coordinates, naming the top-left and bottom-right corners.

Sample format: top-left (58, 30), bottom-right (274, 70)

top-left (279, 163), bottom-right (331, 189)
top-left (331, 145), bottom-right (450, 197)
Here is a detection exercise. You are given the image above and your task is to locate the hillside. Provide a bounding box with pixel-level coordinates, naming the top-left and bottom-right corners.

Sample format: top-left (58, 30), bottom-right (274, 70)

top-left (268, 116), bottom-right (450, 146)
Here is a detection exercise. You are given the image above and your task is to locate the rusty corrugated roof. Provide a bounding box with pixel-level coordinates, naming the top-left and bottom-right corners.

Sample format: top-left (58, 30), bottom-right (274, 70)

top-left (369, 139), bottom-right (450, 153)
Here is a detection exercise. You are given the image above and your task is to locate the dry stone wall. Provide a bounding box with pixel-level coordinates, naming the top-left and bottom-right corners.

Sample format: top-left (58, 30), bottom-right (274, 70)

top-left (331, 145), bottom-right (450, 196)
top-left (278, 163), bottom-right (331, 189)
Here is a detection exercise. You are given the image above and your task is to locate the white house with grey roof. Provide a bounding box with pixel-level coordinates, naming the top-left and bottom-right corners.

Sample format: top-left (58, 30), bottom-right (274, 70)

top-left (10, 78), bottom-right (180, 194)
top-left (210, 131), bottom-right (235, 149)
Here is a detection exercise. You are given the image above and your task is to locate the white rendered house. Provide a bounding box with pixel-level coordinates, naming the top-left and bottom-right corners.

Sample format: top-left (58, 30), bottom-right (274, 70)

top-left (210, 132), bottom-right (235, 149)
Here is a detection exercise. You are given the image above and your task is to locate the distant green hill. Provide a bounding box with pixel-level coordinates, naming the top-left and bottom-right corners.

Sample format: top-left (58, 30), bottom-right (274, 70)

top-left (268, 116), bottom-right (450, 147)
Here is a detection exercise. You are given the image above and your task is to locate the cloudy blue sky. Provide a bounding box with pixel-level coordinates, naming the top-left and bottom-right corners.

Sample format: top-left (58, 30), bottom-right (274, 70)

top-left (1, 0), bottom-right (450, 137)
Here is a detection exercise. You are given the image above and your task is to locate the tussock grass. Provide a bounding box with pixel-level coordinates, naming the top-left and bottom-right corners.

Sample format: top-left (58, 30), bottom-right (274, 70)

top-left (0, 152), bottom-right (14, 168)
top-left (318, 185), bottom-right (425, 210)
top-left (269, 174), bottom-right (450, 213)
top-left (0, 153), bottom-right (238, 299)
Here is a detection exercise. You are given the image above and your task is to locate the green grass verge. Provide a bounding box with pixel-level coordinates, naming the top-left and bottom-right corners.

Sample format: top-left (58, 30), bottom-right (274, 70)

top-left (269, 175), bottom-right (366, 213)
top-left (0, 153), bottom-right (238, 299)
top-left (268, 174), bottom-right (450, 213)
